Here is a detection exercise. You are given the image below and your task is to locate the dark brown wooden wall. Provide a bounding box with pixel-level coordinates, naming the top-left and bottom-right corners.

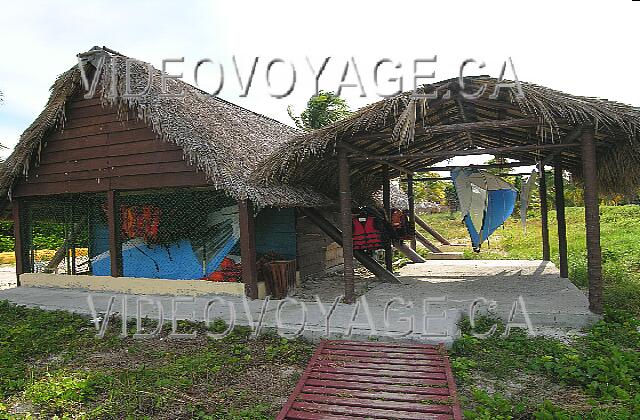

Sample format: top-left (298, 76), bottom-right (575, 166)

top-left (13, 93), bottom-right (209, 197)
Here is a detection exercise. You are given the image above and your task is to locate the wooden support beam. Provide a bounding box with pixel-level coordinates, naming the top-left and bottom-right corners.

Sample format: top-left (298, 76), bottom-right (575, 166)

top-left (350, 142), bottom-right (581, 161)
top-left (538, 162), bottom-right (551, 261)
top-left (418, 161), bottom-right (528, 172)
top-left (394, 242), bottom-right (426, 263)
top-left (382, 165), bottom-right (394, 272)
top-left (339, 141), bottom-right (412, 174)
top-left (415, 215), bottom-right (451, 246)
top-left (238, 199), bottom-right (258, 299)
top-left (554, 156), bottom-right (569, 278)
top-left (338, 148), bottom-right (356, 303)
top-left (416, 117), bottom-right (539, 136)
top-left (415, 231), bottom-right (442, 253)
top-left (106, 190), bottom-right (122, 277)
top-left (300, 208), bottom-right (399, 284)
top-left (12, 199), bottom-right (25, 285)
top-left (411, 172), bottom-right (534, 182)
top-left (407, 174), bottom-right (417, 250)
top-left (581, 128), bottom-right (603, 314)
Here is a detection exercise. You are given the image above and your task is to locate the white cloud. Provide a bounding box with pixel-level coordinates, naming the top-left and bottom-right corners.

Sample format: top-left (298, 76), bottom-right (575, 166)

top-left (0, 0), bottom-right (638, 164)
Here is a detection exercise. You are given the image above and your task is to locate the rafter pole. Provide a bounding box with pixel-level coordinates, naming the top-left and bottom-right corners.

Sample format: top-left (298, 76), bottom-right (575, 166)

top-left (340, 141), bottom-right (413, 174)
top-left (350, 142), bottom-right (581, 161)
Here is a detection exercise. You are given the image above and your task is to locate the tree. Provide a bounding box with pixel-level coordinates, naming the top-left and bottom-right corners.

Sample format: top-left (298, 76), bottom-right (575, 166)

top-left (288, 91), bottom-right (351, 130)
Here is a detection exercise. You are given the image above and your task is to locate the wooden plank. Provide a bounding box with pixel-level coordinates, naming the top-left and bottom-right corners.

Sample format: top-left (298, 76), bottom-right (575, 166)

top-left (62, 113), bottom-right (122, 130)
top-left (50, 120), bottom-right (147, 140)
top-left (289, 402), bottom-right (452, 420)
top-left (65, 104), bottom-right (115, 119)
top-left (324, 342), bottom-right (441, 354)
top-left (284, 409), bottom-right (364, 420)
top-left (111, 172), bottom-right (209, 191)
top-left (20, 162), bottom-right (200, 185)
top-left (304, 379), bottom-right (451, 396)
top-left (311, 365), bottom-right (447, 380)
top-left (307, 372), bottom-right (448, 387)
top-left (33, 150), bottom-right (186, 176)
top-left (297, 394), bottom-right (453, 414)
top-left (320, 348), bottom-right (443, 360)
top-left (39, 138), bottom-right (173, 163)
top-left (326, 340), bottom-right (440, 350)
top-left (67, 97), bottom-right (103, 109)
top-left (43, 134), bottom-right (108, 152)
top-left (317, 354), bottom-right (444, 367)
top-left (13, 179), bottom-right (111, 197)
top-left (313, 360), bottom-right (445, 373)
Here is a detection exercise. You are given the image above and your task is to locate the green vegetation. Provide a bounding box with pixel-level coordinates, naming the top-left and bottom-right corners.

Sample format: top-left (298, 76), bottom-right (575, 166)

top-left (287, 90), bottom-right (351, 130)
top-left (453, 312), bottom-right (640, 419)
top-left (419, 205), bottom-right (640, 418)
top-left (0, 302), bottom-right (313, 418)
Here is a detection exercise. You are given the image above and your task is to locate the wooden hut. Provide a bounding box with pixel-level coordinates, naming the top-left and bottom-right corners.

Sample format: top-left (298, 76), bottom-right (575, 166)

top-left (0, 46), bottom-right (341, 298)
top-left (254, 76), bottom-right (640, 313)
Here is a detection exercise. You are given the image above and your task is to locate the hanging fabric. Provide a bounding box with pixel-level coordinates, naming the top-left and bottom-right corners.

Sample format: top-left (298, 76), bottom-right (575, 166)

top-left (451, 167), bottom-right (517, 252)
top-left (520, 169), bottom-right (538, 232)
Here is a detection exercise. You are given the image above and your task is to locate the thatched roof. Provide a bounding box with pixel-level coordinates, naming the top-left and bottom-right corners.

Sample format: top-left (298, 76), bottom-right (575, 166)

top-left (0, 46), bottom-right (331, 208)
top-left (253, 76), bottom-right (640, 197)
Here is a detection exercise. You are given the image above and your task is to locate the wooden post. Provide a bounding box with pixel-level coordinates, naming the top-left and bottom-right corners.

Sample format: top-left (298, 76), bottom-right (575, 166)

top-left (238, 199), bottom-right (258, 299)
top-left (554, 156), bottom-right (569, 278)
top-left (382, 165), bottom-right (394, 271)
top-left (407, 173), bottom-right (417, 250)
top-left (538, 162), bottom-right (551, 261)
top-left (106, 190), bottom-right (122, 277)
top-left (12, 199), bottom-right (24, 285)
top-left (581, 128), bottom-right (603, 314)
top-left (338, 147), bottom-right (355, 303)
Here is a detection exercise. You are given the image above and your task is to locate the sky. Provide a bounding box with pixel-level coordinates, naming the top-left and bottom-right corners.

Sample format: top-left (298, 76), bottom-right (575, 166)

top-left (0, 0), bottom-right (638, 168)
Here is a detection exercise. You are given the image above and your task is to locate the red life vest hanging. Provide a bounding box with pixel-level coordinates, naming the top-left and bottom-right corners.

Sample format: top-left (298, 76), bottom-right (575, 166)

top-left (352, 215), bottom-right (383, 250)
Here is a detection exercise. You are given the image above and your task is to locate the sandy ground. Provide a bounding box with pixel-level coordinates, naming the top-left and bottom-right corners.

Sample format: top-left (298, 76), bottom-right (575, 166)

top-left (0, 265), bottom-right (16, 290)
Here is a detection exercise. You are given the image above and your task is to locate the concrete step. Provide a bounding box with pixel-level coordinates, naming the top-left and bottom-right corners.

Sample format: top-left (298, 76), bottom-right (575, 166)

top-left (426, 252), bottom-right (464, 260)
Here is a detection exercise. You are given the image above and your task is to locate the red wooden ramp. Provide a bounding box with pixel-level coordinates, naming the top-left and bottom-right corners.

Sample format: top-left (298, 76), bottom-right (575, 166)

top-left (277, 340), bottom-right (462, 420)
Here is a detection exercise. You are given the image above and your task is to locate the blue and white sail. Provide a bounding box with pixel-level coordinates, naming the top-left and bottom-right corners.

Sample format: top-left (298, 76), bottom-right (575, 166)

top-left (451, 168), bottom-right (517, 251)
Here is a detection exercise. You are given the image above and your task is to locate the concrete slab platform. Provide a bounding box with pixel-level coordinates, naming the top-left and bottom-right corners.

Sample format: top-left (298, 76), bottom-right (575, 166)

top-left (0, 260), bottom-right (599, 347)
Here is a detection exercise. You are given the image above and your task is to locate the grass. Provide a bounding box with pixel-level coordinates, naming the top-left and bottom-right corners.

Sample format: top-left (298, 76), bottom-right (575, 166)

top-left (0, 303), bottom-right (314, 419)
top-left (420, 205), bottom-right (640, 418)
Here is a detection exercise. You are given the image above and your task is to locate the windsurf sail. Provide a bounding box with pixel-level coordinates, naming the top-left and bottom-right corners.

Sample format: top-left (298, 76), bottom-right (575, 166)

top-left (451, 167), bottom-right (517, 251)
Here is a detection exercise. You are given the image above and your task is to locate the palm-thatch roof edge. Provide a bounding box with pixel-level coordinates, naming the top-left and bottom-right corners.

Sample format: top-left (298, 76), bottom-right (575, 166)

top-left (252, 76), bottom-right (640, 197)
top-left (0, 47), bottom-right (333, 209)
